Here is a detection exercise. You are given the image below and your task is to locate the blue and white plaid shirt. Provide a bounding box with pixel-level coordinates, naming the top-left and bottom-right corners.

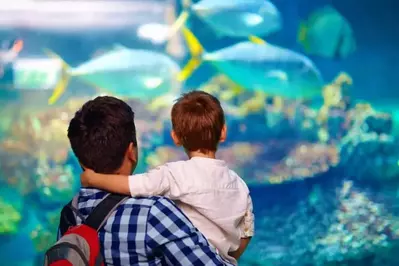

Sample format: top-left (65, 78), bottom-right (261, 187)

top-left (58, 188), bottom-right (233, 266)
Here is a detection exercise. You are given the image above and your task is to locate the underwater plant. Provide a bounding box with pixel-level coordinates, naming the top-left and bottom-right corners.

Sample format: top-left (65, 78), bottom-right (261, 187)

top-left (0, 197), bottom-right (22, 234)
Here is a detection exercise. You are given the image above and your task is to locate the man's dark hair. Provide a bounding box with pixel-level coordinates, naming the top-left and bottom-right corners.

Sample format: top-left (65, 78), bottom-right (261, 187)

top-left (171, 90), bottom-right (225, 153)
top-left (67, 96), bottom-right (137, 174)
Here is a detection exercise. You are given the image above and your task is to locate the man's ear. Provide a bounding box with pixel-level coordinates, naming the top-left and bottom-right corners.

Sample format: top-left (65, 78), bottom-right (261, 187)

top-left (171, 130), bottom-right (182, 146)
top-left (79, 163), bottom-right (87, 172)
top-left (127, 142), bottom-right (138, 165)
top-left (219, 124), bottom-right (227, 143)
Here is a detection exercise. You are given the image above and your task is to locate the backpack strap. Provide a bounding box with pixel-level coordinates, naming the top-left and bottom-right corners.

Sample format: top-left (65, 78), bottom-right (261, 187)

top-left (59, 195), bottom-right (82, 236)
top-left (84, 194), bottom-right (128, 231)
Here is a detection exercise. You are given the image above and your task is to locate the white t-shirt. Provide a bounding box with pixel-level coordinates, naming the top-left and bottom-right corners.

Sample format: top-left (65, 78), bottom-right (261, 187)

top-left (128, 157), bottom-right (254, 264)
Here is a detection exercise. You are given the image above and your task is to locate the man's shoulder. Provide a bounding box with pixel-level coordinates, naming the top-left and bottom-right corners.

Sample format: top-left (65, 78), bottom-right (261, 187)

top-left (77, 188), bottom-right (173, 213)
top-left (122, 195), bottom-right (165, 209)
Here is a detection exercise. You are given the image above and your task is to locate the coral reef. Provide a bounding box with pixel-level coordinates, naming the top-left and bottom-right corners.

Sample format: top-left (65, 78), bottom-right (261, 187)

top-left (0, 149), bottom-right (37, 195)
top-left (240, 182), bottom-right (339, 266)
top-left (241, 180), bottom-right (399, 265)
top-left (0, 100), bottom-right (83, 196)
top-left (145, 142), bottom-right (264, 178)
top-left (2, 72), bottom-right (399, 265)
top-left (315, 180), bottom-right (399, 263)
top-left (197, 73), bottom-right (399, 264)
top-left (317, 72), bottom-right (352, 126)
top-left (265, 143), bottom-right (339, 184)
top-left (0, 197), bottom-right (22, 234)
top-left (30, 224), bottom-right (55, 253)
top-left (338, 104), bottom-right (399, 182)
top-left (35, 161), bottom-right (76, 205)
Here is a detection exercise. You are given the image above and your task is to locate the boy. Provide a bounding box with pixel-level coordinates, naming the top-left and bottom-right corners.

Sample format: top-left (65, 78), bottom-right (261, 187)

top-left (81, 91), bottom-right (254, 264)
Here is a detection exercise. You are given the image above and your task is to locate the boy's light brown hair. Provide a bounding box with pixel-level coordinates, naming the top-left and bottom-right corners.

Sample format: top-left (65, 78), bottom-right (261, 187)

top-left (171, 90), bottom-right (225, 153)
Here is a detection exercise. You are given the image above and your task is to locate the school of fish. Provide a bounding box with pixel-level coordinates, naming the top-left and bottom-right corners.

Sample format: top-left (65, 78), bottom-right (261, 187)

top-left (0, 0), bottom-right (357, 107)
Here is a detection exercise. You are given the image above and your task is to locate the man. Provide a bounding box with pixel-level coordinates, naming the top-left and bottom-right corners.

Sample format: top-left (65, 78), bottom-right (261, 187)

top-left (61, 96), bottom-right (232, 265)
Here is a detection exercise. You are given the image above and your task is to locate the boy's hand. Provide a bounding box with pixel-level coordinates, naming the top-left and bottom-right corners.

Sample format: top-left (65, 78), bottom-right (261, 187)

top-left (81, 169), bottom-right (96, 187)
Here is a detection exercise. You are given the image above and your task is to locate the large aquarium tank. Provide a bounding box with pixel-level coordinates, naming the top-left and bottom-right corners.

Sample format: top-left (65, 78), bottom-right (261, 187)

top-left (1, 0), bottom-right (399, 265)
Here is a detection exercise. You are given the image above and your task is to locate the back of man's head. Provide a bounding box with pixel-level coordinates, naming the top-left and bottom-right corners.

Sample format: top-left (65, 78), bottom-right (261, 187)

top-left (67, 96), bottom-right (137, 174)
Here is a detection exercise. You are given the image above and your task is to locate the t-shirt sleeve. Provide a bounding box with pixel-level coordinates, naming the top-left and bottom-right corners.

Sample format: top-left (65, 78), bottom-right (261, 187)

top-left (128, 164), bottom-right (184, 199)
top-left (239, 195), bottom-right (255, 238)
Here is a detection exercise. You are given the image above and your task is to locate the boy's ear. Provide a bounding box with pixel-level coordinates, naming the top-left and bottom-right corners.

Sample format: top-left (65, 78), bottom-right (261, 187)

top-left (219, 124), bottom-right (227, 143)
top-left (171, 130), bottom-right (182, 146)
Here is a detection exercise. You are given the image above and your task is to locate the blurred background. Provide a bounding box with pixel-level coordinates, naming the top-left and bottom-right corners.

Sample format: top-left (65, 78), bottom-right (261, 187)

top-left (1, 0), bottom-right (399, 265)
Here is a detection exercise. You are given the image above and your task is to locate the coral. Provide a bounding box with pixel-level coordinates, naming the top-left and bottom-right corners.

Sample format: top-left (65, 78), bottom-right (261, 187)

top-left (0, 98), bottom-right (86, 190)
top-left (318, 72), bottom-right (352, 126)
top-left (241, 179), bottom-right (399, 265)
top-left (338, 104), bottom-right (399, 182)
top-left (240, 181), bottom-right (340, 266)
top-left (1, 105), bottom-right (71, 161)
top-left (322, 107), bottom-right (351, 143)
top-left (145, 142), bottom-right (264, 176)
top-left (35, 161), bottom-right (77, 205)
top-left (199, 74), bottom-right (245, 102)
top-left (0, 148), bottom-right (37, 195)
top-left (0, 96), bottom-right (172, 199)
top-left (30, 224), bottom-right (56, 253)
top-left (252, 142), bottom-right (339, 184)
top-left (0, 197), bottom-right (22, 234)
top-left (2, 68), bottom-right (399, 266)
top-left (315, 72), bottom-right (353, 144)
top-left (45, 209), bottom-right (63, 232)
top-left (145, 146), bottom-right (185, 168)
top-left (315, 181), bottom-right (399, 263)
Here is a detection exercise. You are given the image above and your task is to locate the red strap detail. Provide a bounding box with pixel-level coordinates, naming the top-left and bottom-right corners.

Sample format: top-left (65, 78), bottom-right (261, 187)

top-left (65, 225), bottom-right (101, 265)
top-left (49, 260), bottom-right (73, 266)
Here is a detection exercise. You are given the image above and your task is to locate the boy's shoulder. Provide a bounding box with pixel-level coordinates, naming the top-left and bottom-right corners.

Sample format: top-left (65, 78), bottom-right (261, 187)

top-left (225, 167), bottom-right (243, 180)
top-left (226, 168), bottom-right (250, 192)
top-left (227, 167), bottom-right (240, 177)
top-left (163, 159), bottom-right (190, 166)
top-left (157, 159), bottom-right (190, 171)
top-left (163, 158), bottom-right (231, 171)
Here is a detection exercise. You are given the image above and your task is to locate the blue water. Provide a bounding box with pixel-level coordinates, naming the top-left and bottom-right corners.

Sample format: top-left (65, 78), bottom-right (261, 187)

top-left (1, 0), bottom-right (399, 265)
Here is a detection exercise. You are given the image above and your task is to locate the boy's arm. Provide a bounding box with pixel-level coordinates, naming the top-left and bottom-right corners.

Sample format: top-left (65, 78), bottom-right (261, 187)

top-left (82, 170), bottom-right (131, 195)
top-left (81, 166), bottom-right (173, 197)
top-left (229, 195), bottom-right (255, 260)
top-left (228, 237), bottom-right (252, 260)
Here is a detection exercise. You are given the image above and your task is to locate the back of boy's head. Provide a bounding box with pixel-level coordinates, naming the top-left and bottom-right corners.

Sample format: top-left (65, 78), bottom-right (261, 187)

top-left (171, 90), bottom-right (225, 153)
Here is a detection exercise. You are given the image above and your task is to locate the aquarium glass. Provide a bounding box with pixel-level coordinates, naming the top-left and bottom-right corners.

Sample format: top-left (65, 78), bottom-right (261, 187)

top-left (1, 0), bottom-right (399, 265)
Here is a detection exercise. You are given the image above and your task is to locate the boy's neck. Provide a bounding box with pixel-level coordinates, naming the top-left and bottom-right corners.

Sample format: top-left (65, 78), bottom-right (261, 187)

top-left (187, 150), bottom-right (216, 159)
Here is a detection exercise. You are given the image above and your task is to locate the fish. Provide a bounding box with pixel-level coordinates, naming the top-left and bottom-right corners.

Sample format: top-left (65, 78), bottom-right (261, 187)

top-left (45, 45), bottom-right (181, 105)
top-left (12, 58), bottom-right (62, 90)
top-left (179, 27), bottom-right (324, 100)
top-left (170, 0), bottom-right (282, 38)
top-left (298, 6), bottom-right (356, 59)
